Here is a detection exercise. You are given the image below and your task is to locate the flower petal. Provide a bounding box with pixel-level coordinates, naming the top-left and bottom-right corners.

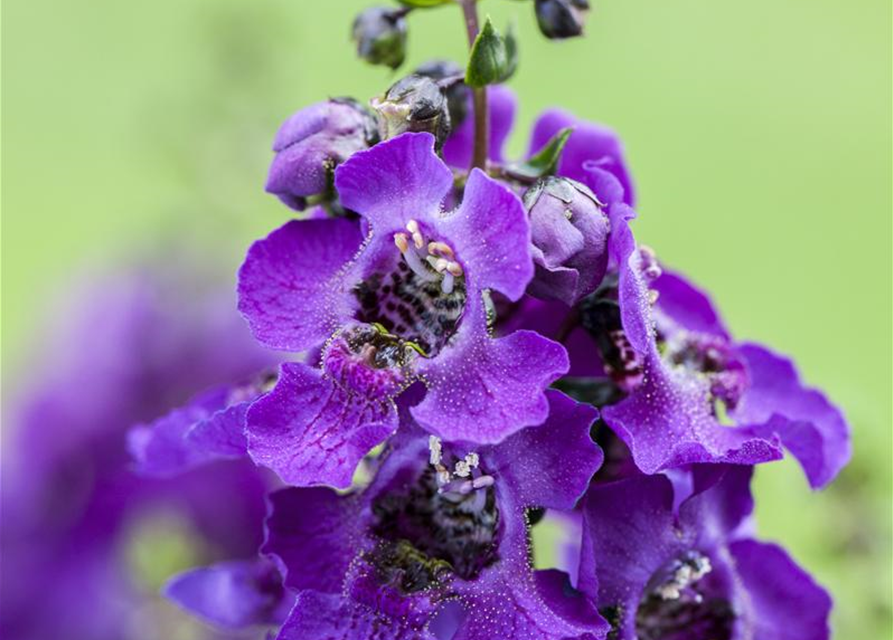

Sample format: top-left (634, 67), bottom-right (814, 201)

top-left (164, 558), bottom-right (291, 630)
top-left (263, 487), bottom-right (361, 593)
top-left (487, 390), bottom-right (602, 510)
top-left (128, 385), bottom-right (248, 478)
top-left (529, 108), bottom-right (635, 206)
top-left (734, 343), bottom-right (852, 489)
top-left (335, 132), bottom-right (453, 236)
top-left (246, 362), bottom-right (397, 488)
top-left (413, 296), bottom-right (569, 444)
top-left (277, 590), bottom-right (438, 640)
top-left (440, 168), bottom-right (533, 301)
top-left (238, 218), bottom-right (364, 352)
top-left (729, 540), bottom-right (832, 640)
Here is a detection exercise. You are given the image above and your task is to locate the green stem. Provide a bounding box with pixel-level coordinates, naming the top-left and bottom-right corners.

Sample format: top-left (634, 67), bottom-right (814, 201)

top-left (459, 0), bottom-right (489, 171)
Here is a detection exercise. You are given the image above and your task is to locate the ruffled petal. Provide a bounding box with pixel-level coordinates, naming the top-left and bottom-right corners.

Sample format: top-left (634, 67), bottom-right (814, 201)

top-left (164, 558), bottom-right (291, 630)
top-left (730, 540), bottom-right (832, 640)
top-left (734, 343), bottom-right (852, 489)
top-left (652, 271), bottom-right (731, 339)
top-left (487, 390), bottom-right (602, 510)
top-left (453, 568), bottom-right (607, 640)
top-left (442, 85), bottom-right (517, 169)
top-left (246, 362), bottom-right (397, 488)
top-left (579, 475), bottom-right (685, 609)
top-left (413, 295), bottom-right (569, 444)
top-left (277, 590), bottom-right (438, 640)
top-left (128, 385), bottom-right (248, 478)
top-left (529, 109), bottom-right (635, 207)
top-left (601, 357), bottom-right (785, 474)
top-left (335, 132), bottom-right (453, 236)
top-left (440, 168), bottom-right (533, 301)
top-left (263, 487), bottom-right (361, 593)
top-left (238, 218), bottom-right (364, 351)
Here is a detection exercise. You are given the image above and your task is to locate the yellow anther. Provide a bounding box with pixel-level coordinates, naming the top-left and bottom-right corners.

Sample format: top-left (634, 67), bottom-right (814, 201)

top-left (446, 261), bottom-right (464, 277)
top-left (394, 233), bottom-right (409, 253)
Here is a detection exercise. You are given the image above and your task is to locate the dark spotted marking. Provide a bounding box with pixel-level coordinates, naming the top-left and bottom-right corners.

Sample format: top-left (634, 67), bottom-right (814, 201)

top-left (372, 467), bottom-right (499, 581)
top-left (354, 261), bottom-right (466, 356)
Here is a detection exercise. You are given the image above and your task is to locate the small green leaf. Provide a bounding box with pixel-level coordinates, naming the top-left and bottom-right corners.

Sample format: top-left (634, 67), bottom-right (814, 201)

top-left (507, 127), bottom-right (573, 180)
top-left (502, 20), bottom-right (519, 82)
top-left (465, 17), bottom-right (509, 88)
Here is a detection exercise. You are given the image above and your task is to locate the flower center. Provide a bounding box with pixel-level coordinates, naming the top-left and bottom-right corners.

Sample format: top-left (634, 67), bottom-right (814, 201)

top-left (370, 438), bottom-right (500, 586)
top-left (354, 220), bottom-right (466, 357)
top-left (634, 551), bottom-right (735, 640)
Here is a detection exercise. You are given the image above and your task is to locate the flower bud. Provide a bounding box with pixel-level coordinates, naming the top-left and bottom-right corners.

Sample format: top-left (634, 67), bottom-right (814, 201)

top-left (371, 75), bottom-right (451, 150)
top-left (352, 7), bottom-right (408, 70)
top-left (524, 176), bottom-right (610, 305)
top-left (266, 99), bottom-right (379, 211)
top-left (414, 59), bottom-right (470, 128)
top-left (534, 0), bottom-right (589, 40)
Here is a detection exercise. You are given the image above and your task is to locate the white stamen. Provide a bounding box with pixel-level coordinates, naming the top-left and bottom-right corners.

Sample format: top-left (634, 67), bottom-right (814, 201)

top-left (454, 459), bottom-right (471, 477)
top-left (428, 435), bottom-right (443, 466)
top-left (441, 272), bottom-right (455, 294)
top-left (446, 261), bottom-right (463, 277)
top-left (403, 247), bottom-right (438, 281)
top-left (433, 258), bottom-right (450, 273)
top-left (472, 475), bottom-right (494, 489)
top-left (465, 452), bottom-right (479, 468)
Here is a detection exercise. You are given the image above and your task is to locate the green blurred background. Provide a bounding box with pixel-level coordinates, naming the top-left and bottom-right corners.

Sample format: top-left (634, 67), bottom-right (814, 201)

top-left (3, 0), bottom-right (890, 637)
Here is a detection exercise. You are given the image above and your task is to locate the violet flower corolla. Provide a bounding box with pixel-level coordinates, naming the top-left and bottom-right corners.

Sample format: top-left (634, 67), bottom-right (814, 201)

top-left (579, 465), bottom-right (832, 639)
top-left (199, 390), bottom-right (609, 639)
top-left (239, 132), bottom-right (569, 488)
top-left (585, 206), bottom-right (851, 488)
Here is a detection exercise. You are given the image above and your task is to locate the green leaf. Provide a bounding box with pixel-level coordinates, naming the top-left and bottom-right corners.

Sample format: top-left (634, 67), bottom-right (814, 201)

top-left (465, 17), bottom-right (509, 88)
top-left (507, 126), bottom-right (573, 180)
top-left (503, 20), bottom-right (519, 82)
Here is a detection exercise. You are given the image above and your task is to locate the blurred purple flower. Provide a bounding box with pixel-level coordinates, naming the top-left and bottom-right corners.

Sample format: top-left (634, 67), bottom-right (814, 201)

top-left (1, 271), bottom-right (277, 640)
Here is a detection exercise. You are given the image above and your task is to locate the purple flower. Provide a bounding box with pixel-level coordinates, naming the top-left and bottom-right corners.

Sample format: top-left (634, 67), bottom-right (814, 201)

top-left (443, 87), bottom-right (634, 207)
top-left (529, 108), bottom-right (635, 207)
top-left (579, 466), bottom-right (832, 640)
top-left (0, 272), bottom-right (276, 640)
top-left (260, 391), bottom-right (608, 639)
top-left (589, 206), bottom-right (851, 488)
top-left (525, 176), bottom-right (611, 305)
top-left (265, 99), bottom-right (379, 210)
top-left (239, 132), bottom-right (569, 488)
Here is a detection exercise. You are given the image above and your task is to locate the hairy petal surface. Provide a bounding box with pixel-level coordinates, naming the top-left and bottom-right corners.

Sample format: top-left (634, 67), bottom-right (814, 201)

top-left (247, 362), bottom-right (396, 488)
top-left (238, 218), bottom-right (363, 352)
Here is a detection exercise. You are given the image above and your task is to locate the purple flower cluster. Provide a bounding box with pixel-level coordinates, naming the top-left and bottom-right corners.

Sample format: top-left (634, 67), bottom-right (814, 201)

top-left (128, 77), bottom-right (850, 640)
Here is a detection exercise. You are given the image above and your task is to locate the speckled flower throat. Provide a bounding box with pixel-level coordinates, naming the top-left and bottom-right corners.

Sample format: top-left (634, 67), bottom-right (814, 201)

top-left (370, 437), bottom-right (500, 590)
top-left (355, 219), bottom-right (467, 358)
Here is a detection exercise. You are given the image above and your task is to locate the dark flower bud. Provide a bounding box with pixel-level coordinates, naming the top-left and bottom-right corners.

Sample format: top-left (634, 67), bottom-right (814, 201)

top-left (414, 59), bottom-right (470, 127)
top-left (351, 7), bottom-right (408, 70)
top-left (534, 0), bottom-right (590, 40)
top-left (371, 75), bottom-right (451, 150)
top-left (266, 98), bottom-right (379, 211)
top-left (524, 176), bottom-right (609, 305)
